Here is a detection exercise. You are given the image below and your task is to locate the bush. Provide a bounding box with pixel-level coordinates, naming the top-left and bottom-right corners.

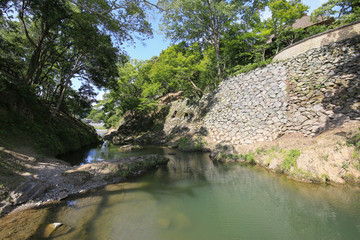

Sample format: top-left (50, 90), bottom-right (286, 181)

top-left (232, 59), bottom-right (272, 75)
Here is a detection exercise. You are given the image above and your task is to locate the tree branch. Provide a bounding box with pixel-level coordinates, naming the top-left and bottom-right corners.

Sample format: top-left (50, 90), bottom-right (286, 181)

top-left (19, 0), bottom-right (36, 48)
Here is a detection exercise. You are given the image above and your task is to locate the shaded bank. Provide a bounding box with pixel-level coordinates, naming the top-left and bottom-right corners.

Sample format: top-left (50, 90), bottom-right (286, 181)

top-left (0, 82), bottom-right (101, 156)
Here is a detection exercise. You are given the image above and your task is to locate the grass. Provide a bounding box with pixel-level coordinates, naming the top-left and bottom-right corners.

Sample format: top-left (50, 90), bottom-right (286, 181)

top-left (321, 173), bottom-right (330, 182)
top-left (346, 128), bottom-right (360, 162)
top-left (232, 59), bottom-right (272, 75)
top-left (281, 149), bottom-right (301, 171)
top-left (238, 153), bottom-right (256, 165)
top-left (178, 136), bottom-right (206, 151)
top-left (342, 162), bottom-right (349, 171)
top-left (320, 153), bottom-right (329, 162)
top-left (255, 145), bottom-right (284, 166)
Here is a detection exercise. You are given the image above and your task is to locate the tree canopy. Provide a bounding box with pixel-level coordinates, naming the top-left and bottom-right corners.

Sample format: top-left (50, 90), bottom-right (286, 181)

top-left (1, 0), bottom-right (358, 126)
top-left (0, 0), bottom-right (154, 116)
top-left (158, 0), bottom-right (252, 80)
top-left (311, 0), bottom-right (360, 23)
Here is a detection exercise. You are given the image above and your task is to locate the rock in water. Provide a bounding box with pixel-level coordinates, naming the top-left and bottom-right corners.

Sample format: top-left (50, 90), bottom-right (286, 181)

top-left (174, 213), bottom-right (190, 229)
top-left (119, 144), bottom-right (143, 152)
top-left (42, 223), bottom-right (63, 238)
top-left (157, 218), bottom-right (171, 229)
top-left (42, 222), bottom-right (71, 238)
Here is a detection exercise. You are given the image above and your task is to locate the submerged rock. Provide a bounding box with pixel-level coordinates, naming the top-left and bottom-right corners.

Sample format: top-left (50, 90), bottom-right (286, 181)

top-left (174, 213), bottom-right (191, 229)
top-left (119, 144), bottom-right (143, 152)
top-left (42, 222), bottom-right (71, 238)
top-left (157, 218), bottom-right (171, 229)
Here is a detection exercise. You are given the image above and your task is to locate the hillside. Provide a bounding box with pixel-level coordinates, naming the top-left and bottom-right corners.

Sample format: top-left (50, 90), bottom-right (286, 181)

top-left (0, 82), bottom-right (100, 156)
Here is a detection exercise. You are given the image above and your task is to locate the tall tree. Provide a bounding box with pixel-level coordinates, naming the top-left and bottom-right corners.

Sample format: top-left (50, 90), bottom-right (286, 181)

top-left (311, 0), bottom-right (360, 23)
top-left (265, 0), bottom-right (308, 53)
top-left (158, 0), bottom-right (242, 83)
top-left (149, 42), bottom-right (212, 97)
top-left (1, 0), bottom-right (154, 115)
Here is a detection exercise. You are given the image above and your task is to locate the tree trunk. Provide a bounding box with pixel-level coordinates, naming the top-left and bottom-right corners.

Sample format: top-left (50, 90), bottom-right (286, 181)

top-left (187, 76), bottom-right (204, 95)
top-left (52, 54), bottom-right (83, 117)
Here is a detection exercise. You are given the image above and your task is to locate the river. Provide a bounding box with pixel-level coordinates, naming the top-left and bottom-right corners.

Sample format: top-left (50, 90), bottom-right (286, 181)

top-left (1, 145), bottom-right (360, 240)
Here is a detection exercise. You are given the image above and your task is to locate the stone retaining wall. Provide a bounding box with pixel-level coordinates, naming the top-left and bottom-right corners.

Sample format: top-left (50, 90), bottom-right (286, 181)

top-left (203, 65), bottom-right (288, 144)
top-left (201, 35), bottom-right (360, 145)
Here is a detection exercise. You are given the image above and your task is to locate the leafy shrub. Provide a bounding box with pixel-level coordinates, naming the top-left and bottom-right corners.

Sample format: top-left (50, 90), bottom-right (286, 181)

top-left (232, 59), bottom-right (272, 75)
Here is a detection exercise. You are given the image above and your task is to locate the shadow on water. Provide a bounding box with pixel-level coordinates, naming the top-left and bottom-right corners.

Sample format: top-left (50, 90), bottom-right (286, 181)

top-left (1, 146), bottom-right (360, 240)
top-left (21, 149), bottom-right (213, 239)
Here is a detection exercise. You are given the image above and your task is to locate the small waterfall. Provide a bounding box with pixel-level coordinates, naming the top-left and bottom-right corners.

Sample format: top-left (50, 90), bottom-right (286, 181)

top-left (99, 141), bottom-right (109, 160)
top-left (101, 140), bottom-right (109, 150)
top-left (84, 141), bottom-right (109, 163)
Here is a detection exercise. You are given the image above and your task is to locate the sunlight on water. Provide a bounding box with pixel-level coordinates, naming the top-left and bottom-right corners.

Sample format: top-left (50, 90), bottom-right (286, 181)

top-left (1, 147), bottom-right (360, 240)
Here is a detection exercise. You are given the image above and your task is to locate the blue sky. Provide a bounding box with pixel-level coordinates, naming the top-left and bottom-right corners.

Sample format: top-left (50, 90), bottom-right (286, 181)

top-left (82, 0), bottom-right (329, 99)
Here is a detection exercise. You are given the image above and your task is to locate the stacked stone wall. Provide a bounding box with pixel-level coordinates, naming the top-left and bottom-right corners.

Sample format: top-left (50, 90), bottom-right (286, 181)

top-left (203, 65), bottom-right (288, 144)
top-left (202, 36), bottom-right (360, 145)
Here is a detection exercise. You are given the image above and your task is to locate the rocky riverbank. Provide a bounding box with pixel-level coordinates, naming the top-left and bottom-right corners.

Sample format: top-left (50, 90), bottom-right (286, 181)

top-left (0, 148), bottom-right (168, 216)
top-left (209, 121), bottom-right (360, 184)
top-left (104, 104), bottom-right (360, 185)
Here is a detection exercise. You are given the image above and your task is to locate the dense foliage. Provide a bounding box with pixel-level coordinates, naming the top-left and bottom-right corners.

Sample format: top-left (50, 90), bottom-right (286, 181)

top-left (0, 0), bottom-right (153, 117)
top-left (1, 0), bottom-right (359, 129)
top-left (89, 0), bottom-right (359, 128)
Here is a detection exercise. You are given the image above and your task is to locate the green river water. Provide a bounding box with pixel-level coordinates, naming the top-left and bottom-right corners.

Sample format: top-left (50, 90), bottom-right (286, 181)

top-left (1, 145), bottom-right (360, 240)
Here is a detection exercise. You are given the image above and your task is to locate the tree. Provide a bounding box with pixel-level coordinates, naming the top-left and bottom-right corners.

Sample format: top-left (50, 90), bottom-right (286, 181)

top-left (311, 0), bottom-right (360, 23)
top-left (221, 12), bottom-right (271, 71)
top-left (265, 0), bottom-right (308, 53)
top-left (0, 0), bottom-right (154, 115)
top-left (149, 42), bottom-right (212, 97)
top-left (63, 84), bottom-right (97, 118)
top-left (0, 18), bottom-right (27, 87)
top-left (158, 0), bottom-right (242, 82)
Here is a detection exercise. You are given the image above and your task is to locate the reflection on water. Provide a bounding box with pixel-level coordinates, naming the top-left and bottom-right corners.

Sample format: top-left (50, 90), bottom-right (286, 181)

top-left (58, 142), bottom-right (164, 166)
top-left (1, 147), bottom-right (360, 240)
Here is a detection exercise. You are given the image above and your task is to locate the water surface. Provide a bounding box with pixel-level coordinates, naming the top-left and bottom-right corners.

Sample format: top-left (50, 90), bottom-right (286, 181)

top-left (1, 147), bottom-right (360, 240)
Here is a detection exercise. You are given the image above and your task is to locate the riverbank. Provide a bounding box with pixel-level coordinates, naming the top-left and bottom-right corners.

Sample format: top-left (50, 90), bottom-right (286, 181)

top-left (105, 107), bottom-right (360, 185)
top-left (208, 121), bottom-right (360, 184)
top-left (0, 147), bottom-right (168, 216)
